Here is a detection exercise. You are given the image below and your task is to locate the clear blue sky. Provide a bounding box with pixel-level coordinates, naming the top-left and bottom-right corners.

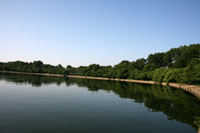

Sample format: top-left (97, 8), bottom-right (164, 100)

top-left (0, 0), bottom-right (200, 67)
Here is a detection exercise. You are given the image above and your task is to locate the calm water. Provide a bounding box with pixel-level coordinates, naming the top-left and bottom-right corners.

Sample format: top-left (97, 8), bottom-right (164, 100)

top-left (0, 73), bottom-right (199, 133)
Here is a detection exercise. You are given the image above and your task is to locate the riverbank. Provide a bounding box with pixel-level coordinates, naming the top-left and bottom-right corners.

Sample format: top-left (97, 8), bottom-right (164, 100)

top-left (1, 70), bottom-right (200, 99)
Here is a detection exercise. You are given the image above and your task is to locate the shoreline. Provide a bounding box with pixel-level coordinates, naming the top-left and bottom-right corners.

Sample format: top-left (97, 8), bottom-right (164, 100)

top-left (1, 70), bottom-right (200, 99)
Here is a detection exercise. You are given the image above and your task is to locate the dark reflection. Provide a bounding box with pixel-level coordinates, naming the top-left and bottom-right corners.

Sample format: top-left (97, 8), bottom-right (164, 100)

top-left (0, 73), bottom-right (65, 87)
top-left (0, 72), bottom-right (200, 131)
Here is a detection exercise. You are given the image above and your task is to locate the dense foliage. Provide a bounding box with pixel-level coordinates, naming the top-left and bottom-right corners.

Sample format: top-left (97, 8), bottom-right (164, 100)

top-left (0, 61), bottom-right (66, 74)
top-left (0, 44), bottom-right (200, 84)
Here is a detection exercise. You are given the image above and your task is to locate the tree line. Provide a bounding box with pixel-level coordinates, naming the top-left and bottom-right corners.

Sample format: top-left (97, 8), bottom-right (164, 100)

top-left (0, 43), bottom-right (200, 84)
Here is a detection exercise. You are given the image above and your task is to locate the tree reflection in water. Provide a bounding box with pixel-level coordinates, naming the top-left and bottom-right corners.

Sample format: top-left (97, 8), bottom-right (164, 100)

top-left (0, 72), bottom-right (200, 131)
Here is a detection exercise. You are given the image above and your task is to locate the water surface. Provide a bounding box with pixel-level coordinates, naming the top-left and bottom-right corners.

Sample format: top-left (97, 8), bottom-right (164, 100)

top-left (0, 73), bottom-right (199, 133)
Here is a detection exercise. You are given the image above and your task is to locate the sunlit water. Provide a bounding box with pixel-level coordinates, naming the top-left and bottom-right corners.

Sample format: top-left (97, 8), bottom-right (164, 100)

top-left (0, 73), bottom-right (199, 133)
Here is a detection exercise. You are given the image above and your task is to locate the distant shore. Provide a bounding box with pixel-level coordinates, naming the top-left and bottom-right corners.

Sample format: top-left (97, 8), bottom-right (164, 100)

top-left (1, 70), bottom-right (200, 99)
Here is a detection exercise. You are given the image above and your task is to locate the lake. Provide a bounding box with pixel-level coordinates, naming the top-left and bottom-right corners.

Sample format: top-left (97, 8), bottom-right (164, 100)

top-left (0, 72), bottom-right (199, 133)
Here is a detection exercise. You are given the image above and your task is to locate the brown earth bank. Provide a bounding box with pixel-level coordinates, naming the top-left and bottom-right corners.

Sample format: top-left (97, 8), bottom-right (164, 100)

top-left (1, 70), bottom-right (200, 99)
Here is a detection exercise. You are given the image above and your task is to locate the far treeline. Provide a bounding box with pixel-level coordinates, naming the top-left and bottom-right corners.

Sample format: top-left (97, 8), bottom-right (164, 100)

top-left (0, 44), bottom-right (200, 84)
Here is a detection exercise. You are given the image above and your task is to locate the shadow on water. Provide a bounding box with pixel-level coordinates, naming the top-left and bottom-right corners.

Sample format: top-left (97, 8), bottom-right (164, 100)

top-left (0, 72), bottom-right (200, 131)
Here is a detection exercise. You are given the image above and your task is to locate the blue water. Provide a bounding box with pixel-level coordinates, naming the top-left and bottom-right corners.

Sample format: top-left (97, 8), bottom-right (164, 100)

top-left (0, 73), bottom-right (199, 133)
